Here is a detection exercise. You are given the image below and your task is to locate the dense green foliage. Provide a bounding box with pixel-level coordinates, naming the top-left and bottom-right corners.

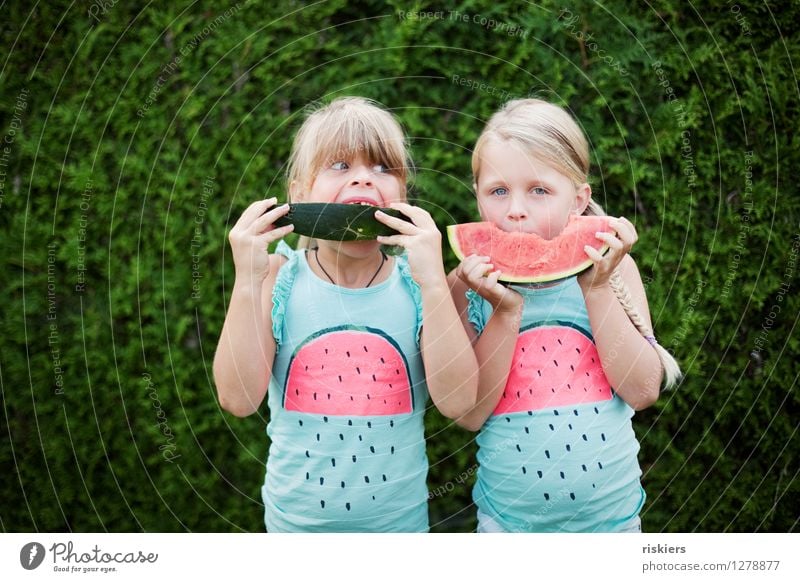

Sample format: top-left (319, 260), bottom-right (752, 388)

top-left (2, 0), bottom-right (797, 533)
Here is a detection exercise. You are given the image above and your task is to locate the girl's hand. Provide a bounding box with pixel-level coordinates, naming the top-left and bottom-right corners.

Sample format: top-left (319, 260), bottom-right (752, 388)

top-left (228, 198), bottom-right (293, 284)
top-left (374, 202), bottom-right (445, 286)
top-left (578, 216), bottom-right (637, 291)
top-left (456, 254), bottom-right (523, 314)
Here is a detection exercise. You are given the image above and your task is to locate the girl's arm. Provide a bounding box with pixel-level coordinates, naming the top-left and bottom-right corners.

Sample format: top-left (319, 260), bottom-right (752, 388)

top-left (579, 218), bottom-right (662, 410)
top-left (213, 200), bottom-right (293, 417)
top-left (376, 204), bottom-right (478, 419)
top-left (448, 267), bottom-right (522, 431)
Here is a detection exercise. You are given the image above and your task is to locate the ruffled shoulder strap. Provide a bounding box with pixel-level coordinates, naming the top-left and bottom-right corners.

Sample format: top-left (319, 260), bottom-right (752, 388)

top-left (466, 289), bottom-right (487, 334)
top-left (271, 240), bottom-right (300, 346)
top-left (395, 254), bottom-right (423, 342)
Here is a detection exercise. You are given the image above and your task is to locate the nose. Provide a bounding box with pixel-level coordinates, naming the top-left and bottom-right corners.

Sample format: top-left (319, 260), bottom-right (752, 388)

top-left (506, 194), bottom-right (528, 221)
top-left (350, 164), bottom-right (374, 187)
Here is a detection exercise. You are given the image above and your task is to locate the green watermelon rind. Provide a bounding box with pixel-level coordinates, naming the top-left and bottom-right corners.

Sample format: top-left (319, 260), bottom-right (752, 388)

top-left (519, 319), bottom-right (594, 340)
top-left (281, 324), bottom-right (415, 412)
top-left (446, 218), bottom-right (612, 284)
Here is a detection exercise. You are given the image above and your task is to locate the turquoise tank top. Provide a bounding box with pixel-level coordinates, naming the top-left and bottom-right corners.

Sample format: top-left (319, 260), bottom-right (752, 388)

top-left (468, 277), bottom-right (645, 532)
top-left (262, 242), bottom-right (429, 532)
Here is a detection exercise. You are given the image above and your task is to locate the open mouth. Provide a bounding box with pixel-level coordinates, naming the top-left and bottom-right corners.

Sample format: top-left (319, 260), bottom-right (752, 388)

top-left (341, 198), bottom-right (381, 207)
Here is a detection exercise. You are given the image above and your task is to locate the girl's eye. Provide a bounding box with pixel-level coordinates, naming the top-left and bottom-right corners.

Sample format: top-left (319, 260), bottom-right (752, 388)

top-left (490, 187), bottom-right (509, 197)
top-left (331, 161), bottom-right (349, 170)
top-left (372, 163), bottom-right (389, 173)
top-left (531, 187), bottom-right (548, 196)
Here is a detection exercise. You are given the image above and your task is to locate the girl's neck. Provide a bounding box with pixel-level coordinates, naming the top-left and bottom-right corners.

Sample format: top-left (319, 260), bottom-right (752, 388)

top-left (310, 245), bottom-right (389, 289)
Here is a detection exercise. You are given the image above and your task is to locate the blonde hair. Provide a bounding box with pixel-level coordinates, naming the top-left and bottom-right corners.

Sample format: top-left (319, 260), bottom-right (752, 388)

top-left (287, 96), bottom-right (410, 200)
top-left (473, 98), bottom-right (681, 390)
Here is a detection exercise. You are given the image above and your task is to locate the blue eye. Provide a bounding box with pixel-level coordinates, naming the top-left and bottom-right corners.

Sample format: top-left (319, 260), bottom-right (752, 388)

top-left (331, 161), bottom-right (349, 170)
top-left (372, 163), bottom-right (389, 173)
top-left (491, 187), bottom-right (508, 196)
top-left (531, 187), bottom-right (548, 196)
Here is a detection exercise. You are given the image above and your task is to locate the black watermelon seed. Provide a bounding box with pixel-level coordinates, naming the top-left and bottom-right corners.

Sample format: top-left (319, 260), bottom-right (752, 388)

top-left (594, 407), bottom-right (599, 414)
top-left (383, 400), bottom-right (387, 404)
top-left (367, 421), bottom-right (372, 428)
top-left (576, 347), bottom-right (581, 354)
top-left (296, 389), bottom-right (300, 396)
top-left (348, 419), bottom-right (353, 426)
top-left (585, 372), bottom-right (590, 377)
top-left (331, 458), bottom-right (336, 467)
top-left (306, 472), bottom-right (309, 480)
top-left (380, 357), bottom-right (385, 363)
top-left (327, 393), bottom-right (331, 400)
top-left (566, 444), bottom-right (571, 451)
top-left (521, 346), bottom-right (525, 352)
top-left (298, 420), bottom-right (303, 427)
top-left (537, 370), bottom-right (542, 377)
top-left (320, 477), bottom-right (324, 485)
top-left (516, 391), bottom-right (520, 398)
top-left (372, 374), bottom-right (377, 382)
top-left (593, 484), bottom-right (596, 488)
top-left (528, 411), bottom-right (533, 416)
top-left (573, 409), bottom-right (579, 416)
top-left (591, 357), bottom-right (595, 363)
top-left (522, 466), bottom-right (527, 474)
top-left (506, 417), bottom-right (511, 423)
top-left (390, 420), bottom-right (394, 427)
top-left (356, 367), bottom-right (361, 374)
top-left (542, 346), bottom-right (546, 352)
top-left (391, 446), bottom-right (395, 454)
top-left (568, 424), bottom-right (573, 429)
top-left (553, 359), bottom-right (558, 367)
top-left (582, 464), bottom-right (587, 471)
top-left (358, 435), bottom-right (363, 441)
top-left (320, 500), bottom-right (325, 508)
top-left (313, 393), bottom-right (317, 400)
top-left (601, 433), bottom-right (606, 441)
top-left (382, 474), bottom-right (387, 481)
top-left (364, 345), bottom-right (369, 352)
top-left (545, 450), bottom-right (550, 459)
top-left (338, 376), bottom-right (342, 382)
top-left (305, 366), bottom-right (308, 371)
top-left (558, 338), bottom-right (562, 345)
top-left (537, 470), bottom-right (543, 478)
top-left (372, 496), bottom-right (376, 500)
top-left (551, 388), bottom-right (555, 393)
top-left (570, 365), bottom-right (575, 371)
top-left (350, 396), bottom-right (354, 401)
top-left (370, 446), bottom-right (375, 453)
top-left (341, 481), bottom-right (345, 488)
top-left (367, 394), bottom-right (371, 400)
top-left (364, 476), bottom-right (370, 483)
top-left (560, 471), bottom-right (565, 479)
top-left (548, 424), bottom-right (554, 431)
top-left (554, 410), bottom-right (559, 416)
top-left (582, 434), bottom-right (588, 441)
top-left (544, 493), bottom-right (550, 500)
top-left (352, 455), bottom-right (357, 462)
top-left (396, 369), bottom-right (400, 375)
top-left (598, 462), bottom-right (603, 469)
top-left (516, 444), bottom-right (522, 452)
top-left (324, 349), bottom-right (328, 354)
top-left (346, 351), bottom-right (350, 357)
top-left (567, 383), bottom-right (571, 390)
top-left (324, 416), bottom-right (328, 422)
top-left (346, 502), bottom-right (351, 511)
top-left (316, 433), bottom-right (320, 441)
top-left (305, 450), bottom-right (310, 458)
top-left (524, 427), bottom-right (530, 434)
top-left (570, 492), bottom-right (576, 500)
top-left (339, 434), bottom-right (344, 440)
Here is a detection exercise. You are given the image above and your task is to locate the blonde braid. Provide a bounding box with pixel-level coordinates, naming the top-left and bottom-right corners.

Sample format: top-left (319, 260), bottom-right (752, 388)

top-left (609, 270), bottom-right (682, 390)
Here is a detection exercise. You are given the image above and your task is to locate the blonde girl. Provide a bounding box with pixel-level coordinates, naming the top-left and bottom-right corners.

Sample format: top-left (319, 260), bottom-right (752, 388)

top-left (214, 97), bottom-right (477, 532)
top-left (450, 98), bottom-right (680, 533)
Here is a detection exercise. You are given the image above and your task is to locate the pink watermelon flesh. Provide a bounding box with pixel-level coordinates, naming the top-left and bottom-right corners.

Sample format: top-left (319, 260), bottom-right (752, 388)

top-left (493, 323), bottom-right (613, 415)
top-left (284, 328), bottom-right (413, 416)
top-left (447, 215), bottom-right (612, 283)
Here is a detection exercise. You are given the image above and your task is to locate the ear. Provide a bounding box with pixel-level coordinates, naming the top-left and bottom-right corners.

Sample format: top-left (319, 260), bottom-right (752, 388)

top-left (572, 182), bottom-right (591, 215)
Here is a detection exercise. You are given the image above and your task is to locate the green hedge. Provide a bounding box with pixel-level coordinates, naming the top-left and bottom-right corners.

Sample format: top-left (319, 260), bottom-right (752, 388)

top-left (2, 0), bottom-right (797, 532)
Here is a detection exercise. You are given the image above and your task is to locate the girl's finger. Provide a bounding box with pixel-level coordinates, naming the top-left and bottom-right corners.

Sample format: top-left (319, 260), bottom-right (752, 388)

top-left (257, 223), bottom-right (294, 244)
top-left (596, 231), bottom-right (625, 250)
top-left (239, 198), bottom-right (278, 226)
top-left (386, 202), bottom-right (433, 226)
top-left (252, 203), bottom-right (291, 234)
top-left (584, 245), bottom-right (606, 263)
top-left (375, 209), bottom-right (418, 235)
top-left (376, 234), bottom-right (408, 247)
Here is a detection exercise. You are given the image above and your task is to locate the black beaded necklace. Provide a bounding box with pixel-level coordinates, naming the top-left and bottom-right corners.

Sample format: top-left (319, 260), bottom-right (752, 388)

top-left (313, 248), bottom-right (386, 288)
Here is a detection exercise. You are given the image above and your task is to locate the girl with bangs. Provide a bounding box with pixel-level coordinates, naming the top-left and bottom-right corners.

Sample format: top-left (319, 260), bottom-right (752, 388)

top-left (214, 97), bottom-right (478, 532)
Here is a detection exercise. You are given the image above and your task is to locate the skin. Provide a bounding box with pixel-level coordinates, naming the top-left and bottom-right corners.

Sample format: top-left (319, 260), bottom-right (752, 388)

top-left (450, 139), bottom-right (662, 431)
top-left (214, 153), bottom-right (478, 419)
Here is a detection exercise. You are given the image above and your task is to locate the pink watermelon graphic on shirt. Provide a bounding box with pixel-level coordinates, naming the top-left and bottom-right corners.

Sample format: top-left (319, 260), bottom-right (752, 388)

top-left (493, 321), bottom-right (613, 415)
top-left (283, 325), bottom-right (414, 416)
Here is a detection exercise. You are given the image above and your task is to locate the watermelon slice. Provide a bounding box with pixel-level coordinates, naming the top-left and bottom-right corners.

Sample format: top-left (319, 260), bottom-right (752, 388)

top-left (493, 321), bottom-right (613, 415)
top-left (283, 325), bottom-right (414, 416)
top-left (446, 215), bottom-right (613, 283)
